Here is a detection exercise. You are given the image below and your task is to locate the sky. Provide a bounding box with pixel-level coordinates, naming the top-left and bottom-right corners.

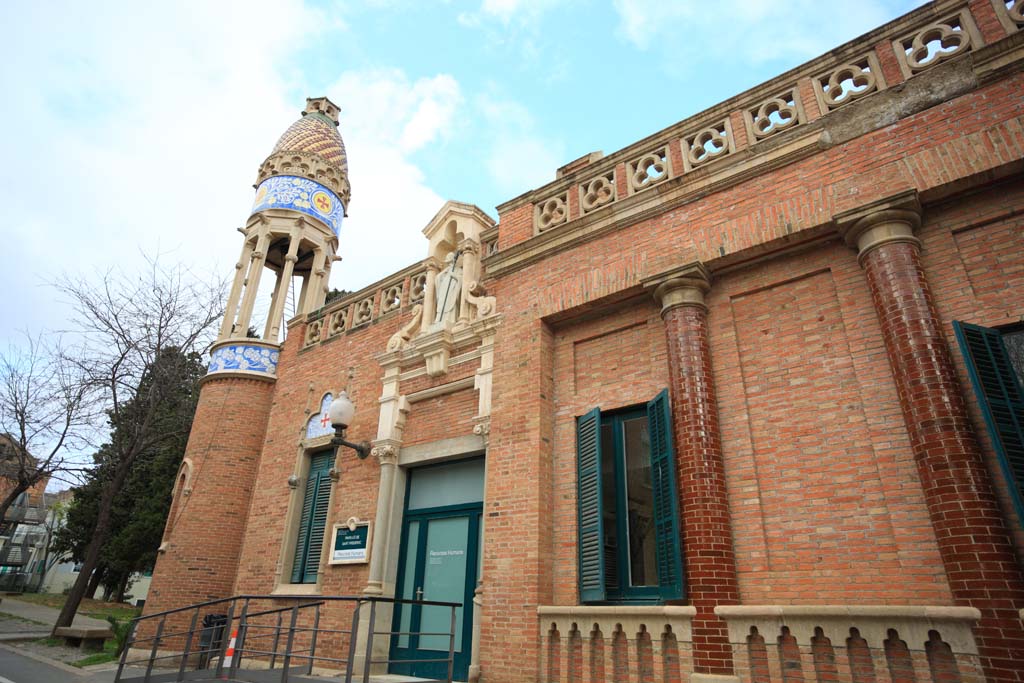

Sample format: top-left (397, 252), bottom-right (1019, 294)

top-left (0, 0), bottom-right (930, 347)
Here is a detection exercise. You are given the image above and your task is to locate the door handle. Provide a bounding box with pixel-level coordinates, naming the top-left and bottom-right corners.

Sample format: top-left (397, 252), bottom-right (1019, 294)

top-left (415, 586), bottom-right (424, 601)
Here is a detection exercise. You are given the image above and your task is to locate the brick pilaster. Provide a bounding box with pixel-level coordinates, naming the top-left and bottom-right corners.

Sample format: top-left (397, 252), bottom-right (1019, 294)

top-left (653, 264), bottom-right (740, 678)
top-left (841, 194), bottom-right (1024, 683)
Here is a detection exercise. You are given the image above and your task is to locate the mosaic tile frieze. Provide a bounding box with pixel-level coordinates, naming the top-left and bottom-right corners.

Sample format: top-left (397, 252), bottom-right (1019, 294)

top-left (207, 343), bottom-right (280, 376)
top-left (251, 175), bottom-right (345, 236)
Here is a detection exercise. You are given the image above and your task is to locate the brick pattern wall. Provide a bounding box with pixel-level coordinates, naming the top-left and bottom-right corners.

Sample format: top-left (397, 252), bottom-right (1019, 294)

top-left (662, 302), bottom-right (739, 675)
top-left (712, 242), bottom-right (952, 605)
top-left (549, 303), bottom-right (670, 605)
top-left (861, 236), bottom-right (1024, 682)
top-left (482, 316), bottom-right (556, 682)
top-left (922, 180), bottom-right (1024, 565)
top-left (144, 375), bottom-right (275, 616)
top-left (402, 388), bottom-right (478, 446)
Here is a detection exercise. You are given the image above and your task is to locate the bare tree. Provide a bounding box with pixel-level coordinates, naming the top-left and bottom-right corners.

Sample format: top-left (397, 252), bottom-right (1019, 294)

top-left (0, 334), bottom-right (92, 522)
top-left (53, 258), bottom-right (223, 631)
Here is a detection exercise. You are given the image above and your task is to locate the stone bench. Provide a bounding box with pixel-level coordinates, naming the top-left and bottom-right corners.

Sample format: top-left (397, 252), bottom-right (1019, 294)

top-left (53, 626), bottom-right (113, 652)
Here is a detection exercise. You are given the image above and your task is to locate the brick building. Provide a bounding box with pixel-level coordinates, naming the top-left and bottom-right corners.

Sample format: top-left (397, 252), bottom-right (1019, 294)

top-left (144, 1), bottom-right (1024, 681)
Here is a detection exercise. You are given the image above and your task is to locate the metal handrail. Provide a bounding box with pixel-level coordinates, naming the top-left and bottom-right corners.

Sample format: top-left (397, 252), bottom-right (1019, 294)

top-left (115, 593), bottom-right (462, 683)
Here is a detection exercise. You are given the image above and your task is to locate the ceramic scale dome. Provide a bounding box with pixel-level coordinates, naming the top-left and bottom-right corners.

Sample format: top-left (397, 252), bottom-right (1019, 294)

top-left (251, 97), bottom-right (351, 235)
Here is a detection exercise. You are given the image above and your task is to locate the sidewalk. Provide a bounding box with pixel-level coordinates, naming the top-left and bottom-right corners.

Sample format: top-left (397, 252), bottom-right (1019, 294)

top-left (0, 595), bottom-right (109, 640)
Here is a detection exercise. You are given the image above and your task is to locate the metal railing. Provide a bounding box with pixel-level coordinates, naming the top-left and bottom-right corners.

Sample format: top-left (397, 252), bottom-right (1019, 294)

top-left (115, 593), bottom-right (461, 683)
top-left (2, 504), bottom-right (45, 524)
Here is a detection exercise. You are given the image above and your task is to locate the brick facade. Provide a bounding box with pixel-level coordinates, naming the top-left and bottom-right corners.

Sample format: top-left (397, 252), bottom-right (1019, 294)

top-left (149, 2), bottom-right (1024, 681)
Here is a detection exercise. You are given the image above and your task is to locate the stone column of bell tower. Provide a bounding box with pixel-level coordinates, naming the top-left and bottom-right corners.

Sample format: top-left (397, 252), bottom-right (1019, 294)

top-left (144, 97), bottom-right (352, 616)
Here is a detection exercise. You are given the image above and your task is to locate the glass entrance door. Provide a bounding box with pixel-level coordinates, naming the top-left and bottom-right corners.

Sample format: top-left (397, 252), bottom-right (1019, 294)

top-left (390, 458), bottom-right (484, 681)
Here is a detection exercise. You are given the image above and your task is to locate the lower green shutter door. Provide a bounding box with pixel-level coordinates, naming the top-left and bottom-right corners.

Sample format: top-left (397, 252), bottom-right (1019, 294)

top-left (577, 407), bottom-right (605, 603)
top-left (291, 452), bottom-right (335, 584)
top-left (302, 472), bottom-right (332, 583)
top-left (954, 322), bottom-right (1024, 528)
top-left (647, 389), bottom-right (684, 601)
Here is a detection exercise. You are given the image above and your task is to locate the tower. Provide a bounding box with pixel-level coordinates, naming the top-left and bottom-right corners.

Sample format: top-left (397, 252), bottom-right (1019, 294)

top-left (144, 97), bottom-right (351, 613)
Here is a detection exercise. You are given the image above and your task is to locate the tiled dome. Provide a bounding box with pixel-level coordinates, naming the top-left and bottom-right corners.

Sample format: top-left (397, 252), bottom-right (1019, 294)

top-left (254, 97), bottom-right (351, 210)
top-left (270, 105), bottom-right (348, 175)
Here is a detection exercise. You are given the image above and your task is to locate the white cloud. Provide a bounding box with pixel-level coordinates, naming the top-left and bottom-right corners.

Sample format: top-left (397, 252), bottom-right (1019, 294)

top-left (324, 69), bottom-right (465, 291)
top-left (477, 0), bottom-right (565, 25)
top-left (0, 1), bottom-right (322, 342)
top-left (612, 0), bottom-right (927, 65)
top-left (0, 2), bottom-right (464, 341)
top-left (477, 95), bottom-right (565, 197)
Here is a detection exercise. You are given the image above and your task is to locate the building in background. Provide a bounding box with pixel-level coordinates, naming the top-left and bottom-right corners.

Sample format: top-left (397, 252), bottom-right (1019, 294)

top-left (145, 2), bottom-right (1024, 681)
top-left (0, 436), bottom-right (50, 593)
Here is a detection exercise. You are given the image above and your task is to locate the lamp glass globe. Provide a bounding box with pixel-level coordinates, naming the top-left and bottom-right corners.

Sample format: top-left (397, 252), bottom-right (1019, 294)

top-left (329, 391), bottom-right (356, 428)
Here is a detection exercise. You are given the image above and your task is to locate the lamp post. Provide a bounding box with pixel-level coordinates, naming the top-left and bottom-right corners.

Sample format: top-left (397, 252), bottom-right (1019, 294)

top-left (328, 391), bottom-right (371, 459)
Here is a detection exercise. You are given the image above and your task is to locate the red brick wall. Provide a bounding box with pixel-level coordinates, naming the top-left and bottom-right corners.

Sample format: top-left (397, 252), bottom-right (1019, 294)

top-left (712, 244), bottom-right (952, 604)
top-left (145, 375), bottom-right (275, 616)
top-left (482, 316), bottom-right (556, 682)
top-left (478, 63), bottom-right (1024, 683)
top-left (549, 302), bottom-right (670, 604)
top-left (921, 179), bottom-right (1024, 565)
top-left (403, 388), bottom-right (478, 447)
top-left (233, 311), bottom-right (409, 606)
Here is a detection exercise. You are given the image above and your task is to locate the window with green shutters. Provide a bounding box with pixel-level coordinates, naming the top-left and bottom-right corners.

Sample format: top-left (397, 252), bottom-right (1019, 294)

top-left (576, 389), bottom-right (684, 603)
top-left (291, 451), bottom-right (335, 584)
top-left (953, 321), bottom-right (1024, 529)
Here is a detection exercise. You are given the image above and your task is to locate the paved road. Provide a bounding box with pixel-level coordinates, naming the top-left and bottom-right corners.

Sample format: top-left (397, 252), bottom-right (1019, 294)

top-left (0, 644), bottom-right (94, 682)
top-left (0, 645), bottom-right (148, 683)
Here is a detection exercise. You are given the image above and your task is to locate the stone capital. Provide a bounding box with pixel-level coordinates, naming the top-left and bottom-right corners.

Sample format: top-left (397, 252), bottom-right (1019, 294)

top-left (643, 262), bottom-right (712, 315)
top-left (835, 190), bottom-right (922, 262)
top-left (458, 237), bottom-right (481, 255)
top-left (370, 439), bottom-right (401, 466)
top-left (423, 254), bottom-right (445, 273)
top-left (472, 417), bottom-right (491, 447)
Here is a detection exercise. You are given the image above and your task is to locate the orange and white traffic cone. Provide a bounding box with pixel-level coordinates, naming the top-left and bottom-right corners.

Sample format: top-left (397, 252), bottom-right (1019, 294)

top-left (222, 628), bottom-right (238, 671)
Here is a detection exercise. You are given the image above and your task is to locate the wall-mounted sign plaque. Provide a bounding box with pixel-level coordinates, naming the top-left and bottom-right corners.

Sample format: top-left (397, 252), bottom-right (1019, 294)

top-left (330, 519), bottom-right (371, 565)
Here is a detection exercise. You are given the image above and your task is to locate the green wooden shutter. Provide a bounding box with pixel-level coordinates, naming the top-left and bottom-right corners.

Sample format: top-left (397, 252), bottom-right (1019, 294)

top-left (647, 389), bottom-right (684, 600)
top-left (577, 407), bottom-right (605, 603)
top-left (953, 322), bottom-right (1024, 528)
top-left (291, 452), bottom-right (335, 583)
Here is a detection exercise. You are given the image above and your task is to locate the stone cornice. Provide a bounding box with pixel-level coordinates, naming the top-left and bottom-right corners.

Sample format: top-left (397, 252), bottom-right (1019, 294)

top-left (486, 129), bottom-right (823, 277)
top-left (486, 25), bottom-right (1024, 279)
top-left (494, 0), bottom-right (971, 215)
top-left (406, 376), bottom-right (476, 403)
top-left (198, 370), bottom-right (276, 387)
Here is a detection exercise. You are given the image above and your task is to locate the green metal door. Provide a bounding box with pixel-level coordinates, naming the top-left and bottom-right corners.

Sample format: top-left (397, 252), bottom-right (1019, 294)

top-left (389, 458), bottom-right (484, 681)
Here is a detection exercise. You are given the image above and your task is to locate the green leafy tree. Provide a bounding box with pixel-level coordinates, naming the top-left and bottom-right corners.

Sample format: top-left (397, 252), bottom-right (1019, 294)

top-left (53, 347), bottom-right (205, 603)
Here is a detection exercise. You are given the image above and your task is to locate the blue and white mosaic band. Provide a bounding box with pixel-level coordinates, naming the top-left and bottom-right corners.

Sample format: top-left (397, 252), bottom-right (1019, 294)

top-left (251, 175), bottom-right (344, 235)
top-left (207, 343), bottom-right (280, 377)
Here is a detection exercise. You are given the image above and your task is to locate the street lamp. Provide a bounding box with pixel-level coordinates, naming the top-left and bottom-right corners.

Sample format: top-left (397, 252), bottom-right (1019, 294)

top-left (328, 391), bottom-right (371, 459)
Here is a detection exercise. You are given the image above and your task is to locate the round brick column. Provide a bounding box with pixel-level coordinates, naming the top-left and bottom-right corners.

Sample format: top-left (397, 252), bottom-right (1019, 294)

top-left (846, 207), bottom-right (1024, 683)
top-left (654, 270), bottom-right (740, 678)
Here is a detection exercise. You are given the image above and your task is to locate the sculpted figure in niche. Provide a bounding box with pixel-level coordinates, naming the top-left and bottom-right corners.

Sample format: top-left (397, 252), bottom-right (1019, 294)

top-left (432, 250), bottom-right (462, 328)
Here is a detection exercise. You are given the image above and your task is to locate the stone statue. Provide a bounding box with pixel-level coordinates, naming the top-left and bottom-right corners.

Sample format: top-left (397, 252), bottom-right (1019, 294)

top-left (432, 251), bottom-right (462, 328)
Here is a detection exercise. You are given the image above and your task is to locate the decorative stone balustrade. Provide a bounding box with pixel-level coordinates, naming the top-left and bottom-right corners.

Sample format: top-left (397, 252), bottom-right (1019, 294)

top-left (715, 605), bottom-right (983, 683)
top-left (301, 268), bottom-right (426, 349)
top-left (538, 605), bottom-right (696, 683)
top-left (523, 0), bottom-right (1006, 236)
